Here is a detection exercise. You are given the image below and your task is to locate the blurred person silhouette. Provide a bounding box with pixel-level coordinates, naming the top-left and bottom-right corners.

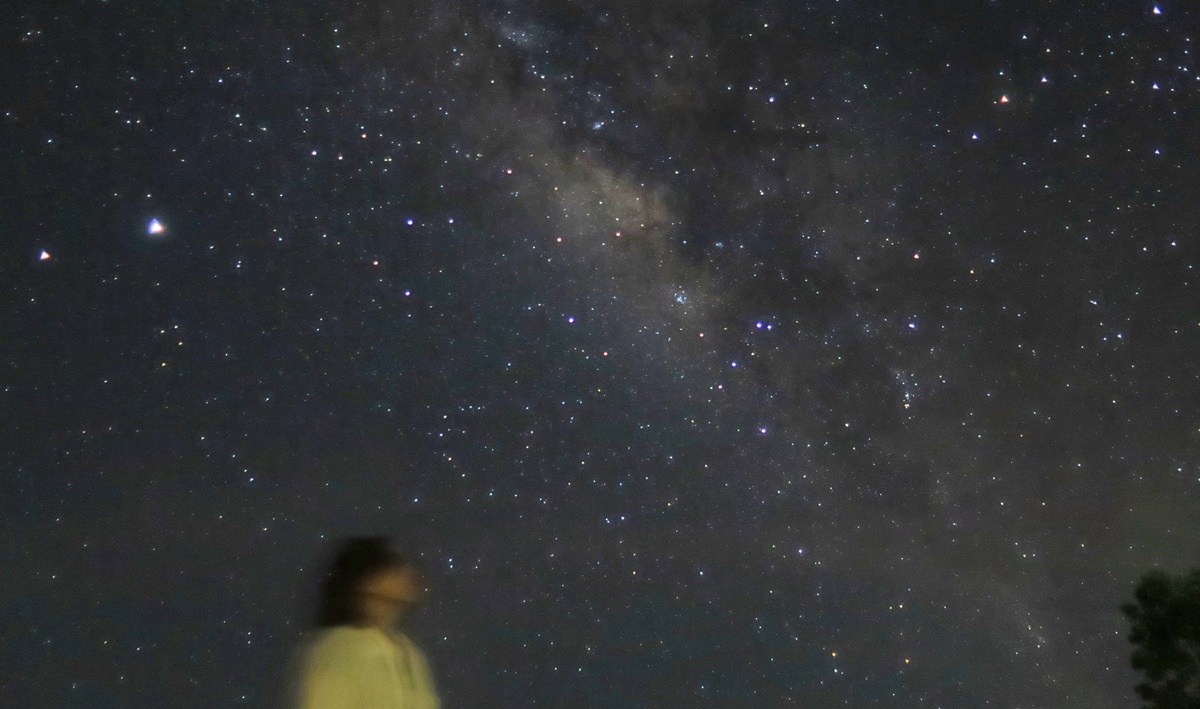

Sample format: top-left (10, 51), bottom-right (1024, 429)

top-left (293, 537), bottom-right (440, 709)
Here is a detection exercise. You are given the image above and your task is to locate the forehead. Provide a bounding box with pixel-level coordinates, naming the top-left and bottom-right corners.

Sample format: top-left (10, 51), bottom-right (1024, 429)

top-left (362, 564), bottom-right (421, 590)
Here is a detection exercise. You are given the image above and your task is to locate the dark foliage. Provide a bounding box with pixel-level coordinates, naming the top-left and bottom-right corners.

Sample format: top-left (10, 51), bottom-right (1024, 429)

top-left (1121, 569), bottom-right (1200, 709)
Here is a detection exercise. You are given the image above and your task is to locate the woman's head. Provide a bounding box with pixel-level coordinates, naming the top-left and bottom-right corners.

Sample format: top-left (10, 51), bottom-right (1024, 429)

top-left (315, 537), bottom-right (425, 629)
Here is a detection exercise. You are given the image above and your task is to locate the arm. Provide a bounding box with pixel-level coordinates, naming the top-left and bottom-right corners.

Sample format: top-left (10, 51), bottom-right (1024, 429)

top-left (296, 634), bottom-right (363, 709)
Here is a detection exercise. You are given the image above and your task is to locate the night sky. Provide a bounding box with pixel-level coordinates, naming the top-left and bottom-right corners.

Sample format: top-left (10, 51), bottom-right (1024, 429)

top-left (3, 1), bottom-right (1199, 706)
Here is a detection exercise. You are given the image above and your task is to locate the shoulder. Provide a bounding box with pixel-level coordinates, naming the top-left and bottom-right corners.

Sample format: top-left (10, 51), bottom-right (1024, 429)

top-left (393, 632), bottom-right (428, 658)
top-left (294, 629), bottom-right (392, 708)
top-left (304, 627), bottom-right (390, 665)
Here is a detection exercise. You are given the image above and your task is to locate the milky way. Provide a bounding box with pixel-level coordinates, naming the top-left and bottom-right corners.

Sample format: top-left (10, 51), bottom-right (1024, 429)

top-left (4, 1), bottom-right (1199, 706)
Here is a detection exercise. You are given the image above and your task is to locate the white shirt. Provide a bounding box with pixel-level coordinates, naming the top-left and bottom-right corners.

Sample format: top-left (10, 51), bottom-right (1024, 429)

top-left (296, 627), bottom-right (440, 709)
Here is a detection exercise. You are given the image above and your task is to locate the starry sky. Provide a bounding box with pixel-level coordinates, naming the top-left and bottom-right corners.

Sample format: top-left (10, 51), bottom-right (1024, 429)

top-left (3, 0), bottom-right (1199, 706)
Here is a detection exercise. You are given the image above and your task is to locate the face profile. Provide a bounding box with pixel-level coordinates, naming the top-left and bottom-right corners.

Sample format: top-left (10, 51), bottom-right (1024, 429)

top-left (357, 563), bottom-right (426, 630)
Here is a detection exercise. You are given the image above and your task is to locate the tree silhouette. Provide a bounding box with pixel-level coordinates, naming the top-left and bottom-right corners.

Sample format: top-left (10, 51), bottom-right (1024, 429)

top-left (1121, 569), bottom-right (1200, 709)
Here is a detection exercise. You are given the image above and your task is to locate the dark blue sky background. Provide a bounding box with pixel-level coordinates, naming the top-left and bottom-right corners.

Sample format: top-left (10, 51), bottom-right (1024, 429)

top-left (3, 0), bottom-right (1198, 706)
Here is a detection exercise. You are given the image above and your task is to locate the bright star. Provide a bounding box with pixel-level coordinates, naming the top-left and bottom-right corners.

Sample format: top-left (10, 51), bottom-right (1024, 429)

top-left (148, 219), bottom-right (165, 235)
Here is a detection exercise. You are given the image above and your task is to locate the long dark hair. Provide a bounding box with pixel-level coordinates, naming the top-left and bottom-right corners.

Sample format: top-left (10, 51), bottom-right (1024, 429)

top-left (315, 537), bottom-right (409, 627)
